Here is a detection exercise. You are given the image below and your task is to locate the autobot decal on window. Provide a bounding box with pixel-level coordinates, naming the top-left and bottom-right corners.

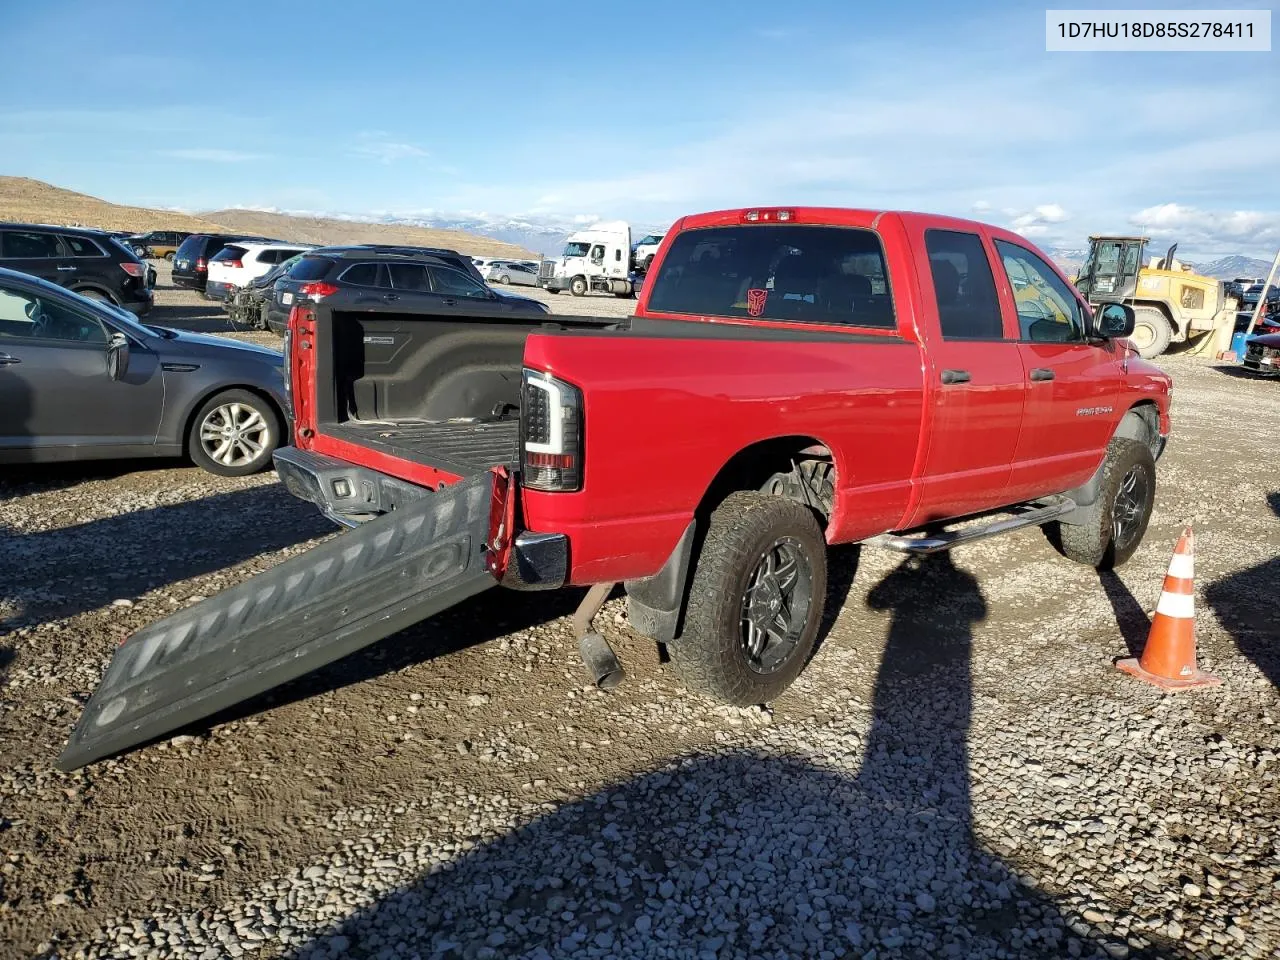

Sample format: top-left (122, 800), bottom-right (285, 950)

top-left (747, 288), bottom-right (768, 317)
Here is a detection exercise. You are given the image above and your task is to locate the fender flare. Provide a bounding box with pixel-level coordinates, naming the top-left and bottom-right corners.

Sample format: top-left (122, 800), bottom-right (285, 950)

top-left (1060, 405), bottom-right (1160, 521)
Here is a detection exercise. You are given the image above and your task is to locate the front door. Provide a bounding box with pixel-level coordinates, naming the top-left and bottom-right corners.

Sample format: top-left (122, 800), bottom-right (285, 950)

top-left (993, 240), bottom-right (1122, 501)
top-left (912, 228), bottom-right (1027, 524)
top-left (0, 283), bottom-right (163, 455)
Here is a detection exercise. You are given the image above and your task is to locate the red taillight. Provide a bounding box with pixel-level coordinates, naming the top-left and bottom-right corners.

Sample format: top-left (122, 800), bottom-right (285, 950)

top-left (742, 209), bottom-right (795, 223)
top-left (196, 257), bottom-right (207, 271)
top-left (119, 262), bottom-right (145, 278)
top-left (299, 281), bottom-right (340, 300)
top-left (222, 259), bottom-right (243, 269)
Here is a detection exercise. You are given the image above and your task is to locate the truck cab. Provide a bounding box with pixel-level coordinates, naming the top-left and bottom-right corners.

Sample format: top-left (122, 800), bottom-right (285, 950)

top-left (538, 221), bottom-right (636, 297)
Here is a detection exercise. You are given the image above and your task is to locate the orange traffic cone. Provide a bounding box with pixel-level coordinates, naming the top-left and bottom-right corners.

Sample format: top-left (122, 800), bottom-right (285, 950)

top-left (1116, 524), bottom-right (1221, 690)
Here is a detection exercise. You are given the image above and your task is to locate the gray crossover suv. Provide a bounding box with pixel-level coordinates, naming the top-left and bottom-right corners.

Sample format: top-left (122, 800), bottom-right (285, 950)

top-left (0, 267), bottom-right (288, 476)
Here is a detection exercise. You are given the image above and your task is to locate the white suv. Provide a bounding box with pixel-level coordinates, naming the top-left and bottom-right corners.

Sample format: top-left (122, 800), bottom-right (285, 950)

top-left (206, 242), bottom-right (315, 301)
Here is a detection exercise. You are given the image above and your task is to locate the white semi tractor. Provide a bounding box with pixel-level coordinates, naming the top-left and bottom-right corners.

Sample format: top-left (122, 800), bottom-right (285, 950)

top-left (538, 222), bottom-right (664, 297)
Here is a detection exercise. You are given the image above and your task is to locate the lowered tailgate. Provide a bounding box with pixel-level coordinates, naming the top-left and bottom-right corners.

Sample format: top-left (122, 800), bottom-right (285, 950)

top-left (58, 473), bottom-right (499, 770)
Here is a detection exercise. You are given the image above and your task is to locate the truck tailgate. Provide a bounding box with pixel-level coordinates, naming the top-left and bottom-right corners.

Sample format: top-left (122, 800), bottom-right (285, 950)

top-left (58, 473), bottom-right (498, 770)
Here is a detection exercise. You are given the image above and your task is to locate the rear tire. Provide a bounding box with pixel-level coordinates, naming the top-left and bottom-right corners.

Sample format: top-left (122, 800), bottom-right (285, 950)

top-left (570, 277), bottom-right (587, 297)
top-left (644, 254), bottom-right (654, 271)
top-left (77, 289), bottom-right (118, 306)
top-left (187, 389), bottom-right (281, 477)
top-left (1052, 437), bottom-right (1155, 570)
top-left (1130, 307), bottom-right (1172, 360)
top-left (669, 492), bottom-right (827, 705)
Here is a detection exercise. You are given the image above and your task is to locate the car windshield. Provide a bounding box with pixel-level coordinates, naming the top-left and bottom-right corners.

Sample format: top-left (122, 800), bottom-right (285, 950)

top-left (564, 242), bottom-right (591, 257)
top-left (9, 270), bottom-right (163, 337)
top-left (638, 235), bottom-right (663, 246)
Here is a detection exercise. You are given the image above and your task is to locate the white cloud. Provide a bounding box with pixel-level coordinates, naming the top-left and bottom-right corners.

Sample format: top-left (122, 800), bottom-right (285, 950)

top-left (161, 148), bottom-right (263, 163)
top-left (1127, 203), bottom-right (1280, 257)
top-left (351, 134), bottom-right (430, 164)
top-left (1007, 204), bottom-right (1071, 238)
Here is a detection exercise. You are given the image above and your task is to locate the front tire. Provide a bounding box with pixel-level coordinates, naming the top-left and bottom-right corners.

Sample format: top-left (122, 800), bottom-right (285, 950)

top-left (570, 277), bottom-right (587, 297)
top-left (164, 252), bottom-right (176, 262)
top-left (498, 274), bottom-right (510, 284)
top-left (187, 389), bottom-right (280, 477)
top-left (1130, 307), bottom-right (1172, 360)
top-left (1053, 437), bottom-right (1156, 569)
top-left (669, 492), bottom-right (827, 705)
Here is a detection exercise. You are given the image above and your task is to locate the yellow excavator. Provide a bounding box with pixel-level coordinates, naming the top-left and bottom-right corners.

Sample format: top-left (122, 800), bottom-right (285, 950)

top-left (1073, 236), bottom-right (1236, 359)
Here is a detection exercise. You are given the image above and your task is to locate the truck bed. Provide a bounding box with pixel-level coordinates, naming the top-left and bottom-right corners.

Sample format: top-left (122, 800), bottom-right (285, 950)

top-left (329, 418), bottom-right (519, 473)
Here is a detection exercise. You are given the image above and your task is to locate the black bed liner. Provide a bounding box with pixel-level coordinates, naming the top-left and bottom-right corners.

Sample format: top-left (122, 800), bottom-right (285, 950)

top-left (329, 419), bottom-right (519, 474)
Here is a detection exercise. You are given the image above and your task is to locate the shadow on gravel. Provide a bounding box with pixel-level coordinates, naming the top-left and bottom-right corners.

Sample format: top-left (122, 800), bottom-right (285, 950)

top-left (0, 485), bottom-right (331, 630)
top-left (285, 552), bottom-right (1182, 960)
top-left (1099, 570), bottom-right (1151, 659)
top-left (1208, 363), bottom-right (1266, 381)
top-left (1204, 491), bottom-right (1280, 690)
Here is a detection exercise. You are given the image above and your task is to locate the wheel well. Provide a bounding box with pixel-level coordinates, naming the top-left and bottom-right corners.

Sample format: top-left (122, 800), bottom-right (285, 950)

top-left (1116, 402), bottom-right (1160, 457)
top-left (70, 283), bottom-right (119, 305)
top-left (180, 384), bottom-right (290, 452)
top-left (697, 436), bottom-right (836, 521)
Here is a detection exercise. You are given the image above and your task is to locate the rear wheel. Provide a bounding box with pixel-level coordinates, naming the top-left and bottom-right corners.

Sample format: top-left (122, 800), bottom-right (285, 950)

top-left (1130, 307), bottom-right (1172, 360)
top-left (77, 289), bottom-right (118, 306)
top-left (570, 277), bottom-right (587, 297)
top-left (669, 492), bottom-right (827, 705)
top-left (1052, 437), bottom-right (1155, 569)
top-left (644, 254), bottom-right (655, 271)
top-left (188, 389), bottom-right (280, 477)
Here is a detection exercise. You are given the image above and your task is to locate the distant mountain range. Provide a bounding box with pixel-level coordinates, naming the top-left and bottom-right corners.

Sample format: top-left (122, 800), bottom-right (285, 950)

top-left (1044, 247), bottom-right (1274, 281)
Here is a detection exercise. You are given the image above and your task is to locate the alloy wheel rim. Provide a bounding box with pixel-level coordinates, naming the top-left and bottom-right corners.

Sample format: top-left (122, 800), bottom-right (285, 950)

top-left (739, 537), bottom-right (813, 675)
top-left (200, 402), bottom-right (268, 468)
top-left (1112, 465), bottom-right (1150, 550)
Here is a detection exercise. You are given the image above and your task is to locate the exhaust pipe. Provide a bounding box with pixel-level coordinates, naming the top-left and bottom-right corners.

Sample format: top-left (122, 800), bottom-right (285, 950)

top-left (579, 631), bottom-right (625, 690)
top-left (572, 582), bottom-right (626, 690)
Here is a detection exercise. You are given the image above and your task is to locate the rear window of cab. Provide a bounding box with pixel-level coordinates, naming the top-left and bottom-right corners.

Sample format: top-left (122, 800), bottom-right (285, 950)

top-left (645, 225), bottom-right (895, 329)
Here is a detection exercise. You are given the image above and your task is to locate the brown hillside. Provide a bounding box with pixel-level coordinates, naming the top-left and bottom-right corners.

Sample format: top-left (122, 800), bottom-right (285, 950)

top-left (0, 177), bottom-right (224, 234)
top-left (0, 177), bottom-right (536, 258)
top-left (202, 209), bottom-right (534, 259)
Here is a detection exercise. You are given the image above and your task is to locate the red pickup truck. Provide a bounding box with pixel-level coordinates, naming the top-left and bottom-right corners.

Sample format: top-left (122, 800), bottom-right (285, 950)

top-left (59, 207), bottom-right (1172, 769)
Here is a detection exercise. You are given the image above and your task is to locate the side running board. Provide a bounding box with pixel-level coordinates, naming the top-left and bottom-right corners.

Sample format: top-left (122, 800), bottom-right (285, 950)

top-left (865, 499), bottom-right (1077, 555)
top-left (58, 473), bottom-right (498, 771)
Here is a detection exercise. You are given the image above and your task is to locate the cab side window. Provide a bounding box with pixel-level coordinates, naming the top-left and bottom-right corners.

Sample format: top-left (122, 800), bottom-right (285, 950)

top-left (995, 240), bottom-right (1085, 343)
top-left (924, 230), bottom-right (1003, 340)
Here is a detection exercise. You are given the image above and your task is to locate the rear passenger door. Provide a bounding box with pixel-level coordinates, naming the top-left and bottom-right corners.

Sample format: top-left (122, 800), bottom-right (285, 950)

top-left (994, 240), bottom-right (1122, 501)
top-left (0, 230), bottom-right (71, 287)
top-left (913, 228), bottom-right (1026, 523)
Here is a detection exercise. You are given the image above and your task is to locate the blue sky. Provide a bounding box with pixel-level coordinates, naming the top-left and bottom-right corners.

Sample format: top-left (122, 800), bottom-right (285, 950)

top-left (1, 0), bottom-right (1276, 258)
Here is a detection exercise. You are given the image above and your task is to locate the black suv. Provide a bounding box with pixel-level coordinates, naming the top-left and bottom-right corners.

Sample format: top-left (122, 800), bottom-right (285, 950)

top-left (172, 233), bottom-right (272, 292)
top-left (0, 223), bottom-right (156, 315)
top-left (265, 245), bottom-right (550, 333)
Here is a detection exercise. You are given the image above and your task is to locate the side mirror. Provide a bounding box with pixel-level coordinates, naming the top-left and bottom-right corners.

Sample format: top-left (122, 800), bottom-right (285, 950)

top-left (1095, 303), bottom-right (1135, 339)
top-left (106, 332), bottom-right (130, 381)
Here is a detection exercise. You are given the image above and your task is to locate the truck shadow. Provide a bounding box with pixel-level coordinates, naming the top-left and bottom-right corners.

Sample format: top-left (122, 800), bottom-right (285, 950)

top-left (1203, 492), bottom-right (1280, 690)
top-left (0, 485), bottom-right (331, 631)
top-left (281, 552), bottom-right (1181, 960)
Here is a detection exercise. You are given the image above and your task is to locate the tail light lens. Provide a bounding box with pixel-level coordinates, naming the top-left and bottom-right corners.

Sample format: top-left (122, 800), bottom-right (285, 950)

top-left (196, 257), bottom-right (207, 271)
top-left (119, 262), bottom-right (145, 278)
top-left (521, 369), bottom-right (582, 492)
top-left (299, 281), bottom-right (340, 300)
top-left (222, 259), bottom-right (243, 269)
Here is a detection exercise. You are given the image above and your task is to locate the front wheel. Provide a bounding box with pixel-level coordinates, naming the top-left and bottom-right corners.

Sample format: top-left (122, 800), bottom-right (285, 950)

top-left (188, 389), bottom-right (280, 477)
top-left (1130, 307), bottom-right (1172, 360)
top-left (669, 492), bottom-right (827, 705)
top-left (1052, 437), bottom-right (1156, 569)
top-left (164, 252), bottom-right (176, 262)
top-left (498, 274), bottom-right (510, 284)
top-left (570, 277), bottom-right (587, 297)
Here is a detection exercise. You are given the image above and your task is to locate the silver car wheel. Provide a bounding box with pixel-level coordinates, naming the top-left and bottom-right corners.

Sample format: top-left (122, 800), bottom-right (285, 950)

top-left (199, 402), bottom-right (269, 468)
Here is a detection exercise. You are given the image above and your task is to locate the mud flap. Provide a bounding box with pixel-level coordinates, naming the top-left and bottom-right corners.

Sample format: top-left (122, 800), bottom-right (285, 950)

top-left (58, 473), bottom-right (498, 771)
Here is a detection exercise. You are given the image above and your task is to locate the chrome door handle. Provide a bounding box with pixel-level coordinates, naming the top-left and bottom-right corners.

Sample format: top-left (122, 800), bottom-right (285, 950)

top-left (0, 353), bottom-right (21, 364)
top-left (382, 293), bottom-right (400, 302)
top-left (57, 265), bottom-right (77, 272)
top-left (441, 298), bottom-right (457, 306)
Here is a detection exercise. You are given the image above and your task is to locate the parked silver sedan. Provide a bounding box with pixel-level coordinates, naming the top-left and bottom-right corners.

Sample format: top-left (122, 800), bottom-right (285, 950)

top-left (484, 260), bottom-right (539, 287)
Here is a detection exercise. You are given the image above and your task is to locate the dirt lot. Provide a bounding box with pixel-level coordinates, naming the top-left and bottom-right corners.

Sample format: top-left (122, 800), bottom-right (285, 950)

top-left (1, 269), bottom-right (1278, 959)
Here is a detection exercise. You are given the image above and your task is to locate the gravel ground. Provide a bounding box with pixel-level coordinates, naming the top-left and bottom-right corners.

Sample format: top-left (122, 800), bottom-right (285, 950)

top-left (1, 267), bottom-right (1278, 959)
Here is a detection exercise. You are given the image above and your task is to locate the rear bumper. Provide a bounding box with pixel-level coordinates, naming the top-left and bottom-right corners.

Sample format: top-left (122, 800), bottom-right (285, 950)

top-left (273, 446), bottom-right (567, 589)
top-left (205, 280), bottom-right (235, 302)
